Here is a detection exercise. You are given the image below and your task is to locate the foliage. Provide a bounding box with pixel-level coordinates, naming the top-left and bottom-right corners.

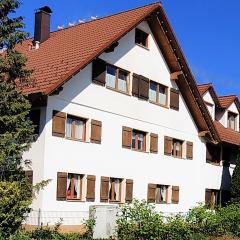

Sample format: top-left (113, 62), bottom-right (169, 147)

top-left (231, 149), bottom-right (240, 203)
top-left (115, 200), bottom-right (240, 240)
top-left (0, 0), bottom-right (35, 238)
top-left (116, 199), bottom-right (164, 240)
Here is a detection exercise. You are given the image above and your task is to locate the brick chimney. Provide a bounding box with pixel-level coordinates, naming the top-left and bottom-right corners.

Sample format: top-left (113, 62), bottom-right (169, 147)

top-left (34, 6), bottom-right (52, 44)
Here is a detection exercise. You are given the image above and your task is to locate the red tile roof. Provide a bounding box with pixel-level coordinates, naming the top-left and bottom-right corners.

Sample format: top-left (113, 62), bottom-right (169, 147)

top-left (214, 121), bottom-right (240, 145)
top-left (197, 83), bottom-right (212, 95)
top-left (16, 2), bottom-right (161, 95)
top-left (218, 95), bottom-right (237, 109)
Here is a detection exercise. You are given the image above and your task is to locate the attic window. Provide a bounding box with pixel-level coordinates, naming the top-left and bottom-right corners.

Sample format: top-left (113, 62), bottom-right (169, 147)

top-left (135, 28), bottom-right (149, 48)
top-left (227, 112), bottom-right (237, 131)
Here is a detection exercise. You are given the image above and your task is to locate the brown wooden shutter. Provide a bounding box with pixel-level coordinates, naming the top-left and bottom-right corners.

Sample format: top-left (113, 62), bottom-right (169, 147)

top-left (172, 186), bottom-right (179, 204)
top-left (164, 136), bottom-right (172, 156)
top-left (122, 126), bottom-right (132, 149)
top-left (150, 133), bottom-right (158, 153)
top-left (170, 88), bottom-right (179, 110)
top-left (57, 172), bottom-right (67, 201)
top-left (86, 175), bottom-right (96, 202)
top-left (25, 170), bottom-right (33, 185)
top-left (139, 75), bottom-right (149, 100)
top-left (132, 73), bottom-right (140, 97)
top-left (125, 179), bottom-right (133, 203)
top-left (205, 189), bottom-right (212, 205)
top-left (92, 58), bottom-right (106, 86)
top-left (91, 120), bottom-right (102, 144)
top-left (147, 183), bottom-right (156, 203)
top-left (52, 111), bottom-right (66, 137)
top-left (100, 176), bottom-right (109, 202)
top-left (186, 141), bottom-right (193, 159)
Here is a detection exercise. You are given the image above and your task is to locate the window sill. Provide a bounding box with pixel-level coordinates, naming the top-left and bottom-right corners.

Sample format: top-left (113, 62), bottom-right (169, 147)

top-left (131, 148), bottom-right (148, 154)
top-left (65, 137), bottom-right (89, 143)
top-left (135, 43), bottom-right (149, 51)
top-left (106, 86), bottom-right (130, 96)
top-left (149, 100), bottom-right (168, 109)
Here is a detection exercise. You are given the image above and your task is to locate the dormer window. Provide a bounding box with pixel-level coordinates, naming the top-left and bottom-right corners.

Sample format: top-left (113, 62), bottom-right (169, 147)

top-left (135, 28), bottom-right (149, 48)
top-left (227, 112), bottom-right (237, 130)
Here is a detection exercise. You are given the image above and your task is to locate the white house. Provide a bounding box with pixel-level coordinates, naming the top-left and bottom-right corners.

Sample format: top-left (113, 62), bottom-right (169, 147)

top-left (16, 3), bottom-right (240, 230)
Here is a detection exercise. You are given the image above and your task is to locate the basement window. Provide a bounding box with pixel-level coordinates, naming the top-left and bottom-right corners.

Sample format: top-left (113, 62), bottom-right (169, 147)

top-left (135, 28), bottom-right (149, 48)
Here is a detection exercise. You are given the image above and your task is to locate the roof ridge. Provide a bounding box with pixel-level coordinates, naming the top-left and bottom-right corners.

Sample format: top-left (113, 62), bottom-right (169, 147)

top-left (218, 95), bottom-right (237, 98)
top-left (50, 2), bottom-right (161, 35)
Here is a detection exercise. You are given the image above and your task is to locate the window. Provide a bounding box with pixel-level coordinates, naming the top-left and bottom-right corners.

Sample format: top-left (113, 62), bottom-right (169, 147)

top-left (135, 28), bottom-right (149, 48)
top-left (106, 65), bottom-right (129, 93)
top-left (148, 184), bottom-right (179, 204)
top-left (66, 115), bottom-right (86, 140)
top-left (67, 173), bottom-right (84, 200)
top-left (109, 178), bottom-right (122, 202)
top-left (228, 112), bottom-right (237, 130)
top-left (131, 130), bottom-right (146, 151)
top-left (28, 109), bottom-right (41, 135)
top-left (172, 139), bottom-right (183, 158)
top-left (205, 189), bottom-right (220, 208)
top-left (156, 185), bottom-right (169, 204)
top-left (149, 81), bottom-right (168, 106)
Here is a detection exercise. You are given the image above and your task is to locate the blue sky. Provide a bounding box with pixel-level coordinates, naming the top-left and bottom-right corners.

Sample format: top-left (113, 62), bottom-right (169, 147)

top-left (16, 0), bottom-right (240, 97)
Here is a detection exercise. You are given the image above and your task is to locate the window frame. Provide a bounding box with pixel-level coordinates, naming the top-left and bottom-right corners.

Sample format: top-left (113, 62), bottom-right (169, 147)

top-left (135, 28), bottom-right (149, 49)
top-left (155, 184), bottom-right (169, 204)
top-left (109, 177), bottom-right (123, 202)
top-left (172, 139), bottom-right (183, 158)
top-left (206, 189), bottom-right (220, 208)
top-left (106, 64), bottom-right (130, 94)
top-left (66, 173), bottom-right (84, 201)
top-left (65, 114), bottom-right (87, 141)
top-left (227, 111), bottom-right (237, 131)
top-left (131, 129), bottom-right (147, 152)
top-left (149, 80), bottom-right (168, 107)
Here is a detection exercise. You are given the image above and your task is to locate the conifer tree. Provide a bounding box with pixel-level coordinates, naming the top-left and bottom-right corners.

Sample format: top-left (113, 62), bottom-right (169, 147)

top-left (0, 0), bottom-right (35, 236)
top-left (231, 149), bottom-right (240, 202)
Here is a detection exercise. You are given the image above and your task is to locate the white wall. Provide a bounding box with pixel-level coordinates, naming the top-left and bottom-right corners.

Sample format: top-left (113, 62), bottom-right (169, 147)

top-left (26, 21), bottom-right (226, 224)
top-left (203, 91), bottom-right (215, 120)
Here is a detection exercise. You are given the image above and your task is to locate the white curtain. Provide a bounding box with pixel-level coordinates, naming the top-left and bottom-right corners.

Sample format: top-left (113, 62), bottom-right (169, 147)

top-left (149, 82), bottom-right (157, 102)
top-left (75, 120), bottom-right (83, 139)
top-left (118, 74), bottom-right (127, 92)
top-left (138, 133), bottom-right (143, 150)
top-left (74, 174), bottom-right (81, 199)
top-left (66, 118), bottom-right (72, 138)
top-left (159, 86), bottom-right (166, 105)
top-left (114, 179), bottom-right (120, 201)
top-left (106, 66), bottom-right (116, 88)
top-left (160, 186), bottom-right (167, 202)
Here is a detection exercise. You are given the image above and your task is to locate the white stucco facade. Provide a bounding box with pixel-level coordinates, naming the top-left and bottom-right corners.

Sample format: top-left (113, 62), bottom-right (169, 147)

top-left (24, 21), bottom-right (227, 225)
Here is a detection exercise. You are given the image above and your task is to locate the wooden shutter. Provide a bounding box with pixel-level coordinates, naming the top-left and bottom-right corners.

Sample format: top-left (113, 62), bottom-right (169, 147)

top-left (91, 120), bottom-right (102, 144)
top-left (52, 111), bottom-right (66, 137)
top-left (57, 172), bottom-right (67, 201)
top-left (92, 58), bottom-right (106, 86)
top-left (164, 136), bottom-right (172, 156)
top-left (186, 142), bottom-right (193, 159)
top-left (139, 75), bottom-right (149, 100)
top-left (125, 179), bottom-right (133, 203)
top-left (170, 88), bottom-right (179, 110)
top-left (205, 189), bottom-right (212, 205)
top-left (100, 176), bottom-right (109, 202)
top-left (25, 170), bottom-right (33, 185)
top-left (86, 175), bottom-right (96, 202)
top-left (150, 133), bottom-right (158, 153)
top-left (122, 126), bottom-right (132, 149)
top-left (132, 73), bottom-right (140, 97)
top-left (172, 186), bottom-right (179, 204)
top-left (147, 183), bottom-right (156, 203)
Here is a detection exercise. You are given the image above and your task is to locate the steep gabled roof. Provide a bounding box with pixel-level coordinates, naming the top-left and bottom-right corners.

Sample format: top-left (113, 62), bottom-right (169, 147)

top-left (16, 3), bottom-right (160, 95)
top-left (197, 83), bottom-right (221, 107)
top-left (218, 95), bottom-right (238, 109)
top-left (16, 2), bottom-right (220, 143)
top-left (214, 121), bottom-right (240, 145)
